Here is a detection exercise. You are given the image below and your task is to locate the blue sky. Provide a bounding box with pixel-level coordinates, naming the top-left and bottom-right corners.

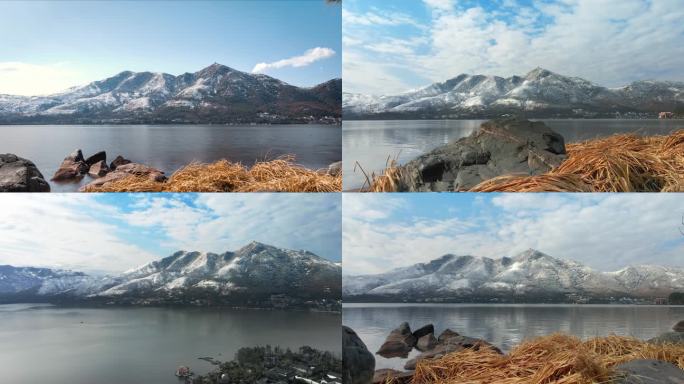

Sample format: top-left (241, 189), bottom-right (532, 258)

top-left (0, 193), bottom-right (341, 273)
top-left (343, 193), bottom-right (684, 274)
top-left (0, 0), bottom-right (341, 95)
top-left (343, 0), bottom-right (684, 94)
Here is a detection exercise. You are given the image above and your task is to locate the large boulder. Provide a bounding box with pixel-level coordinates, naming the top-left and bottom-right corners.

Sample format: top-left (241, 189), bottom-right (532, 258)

top-left (673, 320), bottom-right (684, 333)
top-left (327, 161), bottom-right (342, 177)
top-left (372, 369), bottom-right (413, 384)
top-left (404, 335), bottom-right (502, 370)
top-left (84, 151), bottom-right (106, 167)
top-left (395, 118), bottom-right (567, 191)
top-left (88, 160), bottom-right (110, 178)
top-left (376, 322), bottom-right (417, 358)
top-left (343, 326), bottom-right (375, 384)
top-left (412, 324), bottom-right (435, 339)
top-left (648, 332), bottom-right (684, 345)
top-left (415, 333), bottom-right (438, 352)
top-left (109, 155), bottom-right (132, 171)
top-left (52, 149), bottom-right (88, 181)
top-left (81, 163), bottom-right (166, 190)
top-left (0, 154), bottom-right (50, 192)
top-left (614, 359), bottom-right (684, 383)
top-left (437, 329), bottom-right (460, 343)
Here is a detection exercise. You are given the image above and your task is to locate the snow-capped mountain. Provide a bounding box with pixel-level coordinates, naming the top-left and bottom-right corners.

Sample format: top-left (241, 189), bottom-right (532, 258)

top-left (98, 241), bottom-right (341, 297)
top-left (343, 249), bottom-right (684, 300)
top-left (0, 64), bottom-right (341, 123)
top-left (0, 242), bottom-right (341, 304)
top-left (0, 265), bottom-right (114, 297)
top-left (343, 68), bottom-right (684, 118)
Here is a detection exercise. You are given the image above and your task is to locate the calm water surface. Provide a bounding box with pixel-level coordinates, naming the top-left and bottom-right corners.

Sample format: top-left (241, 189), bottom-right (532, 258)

top-left (0, 124), bottom-right (341, 192)
top-left (0, 304), bottom-right (341, 384)
top-left (343, 119), bottom-right (684, 189)
top-left (343, 303), bottom-right (684, 370)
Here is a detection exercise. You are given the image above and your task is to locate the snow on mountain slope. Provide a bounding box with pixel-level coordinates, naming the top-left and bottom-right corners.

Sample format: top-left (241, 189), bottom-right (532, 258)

top-left (0, 265), bottom-right (113, 296)
top-left (98, 241), bottom-right (341, 297)
top-left (343, 68), bottom-right (684, 116)
top-left (0, 64), bottom-right (341, 123)
top-left (0, 242), bottom-right (341, 301)
top-left (343, 249), bottom-right (684, 298)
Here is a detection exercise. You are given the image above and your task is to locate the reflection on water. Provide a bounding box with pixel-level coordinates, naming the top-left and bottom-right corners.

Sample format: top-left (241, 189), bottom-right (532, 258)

top-left (343, 119), bottom-right (684, 190)
top-left (342, 303), bottom-right (684, 370)
top-left (0, 124), bottom-right (341, 192)
top-left (0, 305), bottom-right (341, 384)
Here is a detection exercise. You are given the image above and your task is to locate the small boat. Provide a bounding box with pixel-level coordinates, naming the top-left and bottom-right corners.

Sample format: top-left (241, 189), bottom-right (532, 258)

top-left (175, 366), bottom-right (193, 377)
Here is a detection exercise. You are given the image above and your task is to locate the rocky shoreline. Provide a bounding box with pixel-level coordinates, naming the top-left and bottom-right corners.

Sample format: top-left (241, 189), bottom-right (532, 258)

top-left (188, 345), bottom-right (342, 384)
top-left (0, 149), bottom-right (342, 192)
top-left (364, 117), bottom-right (684, 193)
top-left (343, 320), bottom-right (684, 384)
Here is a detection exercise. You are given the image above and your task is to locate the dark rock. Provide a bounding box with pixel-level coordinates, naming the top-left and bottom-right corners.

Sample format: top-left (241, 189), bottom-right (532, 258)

top-left (110, 155), bottom-right (132, 171)
top-left (437, 329), bottom-right (460, 343)
top-left (84, 151), bottom-right (106, 166)
top-left (52, 149), bottom-right (88, 181)
top-left (376, 322), bottom-right (417, 358)
top-left (673, 320), bottom-right (684, 332)
top-left (415, 333), bottom-right (438, 352)
top-left (404, 335), bottom-right (502, 370)
top-left (0, 154), bottom-right (50, 192)
top-left (327, 161), bottom-right (342, 177)
top-left (343, 326), bottom-right (375, 384)
top-left (648, 332), bottom-right (684, 345)
top-left (81, 163), bottom-right (166, 190)
top-left (412, 324), bottom-right (434, 339)
top-left (88, 160), bottom-right (110, 178)
top-left (395, 118), bottom-right (567, 191)
top-left (613, 359), bottom-right (684, 383)
top-left (372, 369), bottom-right (413, 384)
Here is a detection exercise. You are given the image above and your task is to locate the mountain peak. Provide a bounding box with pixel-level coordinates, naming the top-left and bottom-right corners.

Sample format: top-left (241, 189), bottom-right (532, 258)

top-left (513, 248), bottom-right (550, 261)
top-left (238, 241), bottom-right (275, 254)
top-left (196, 62), bottom-right (236, 77)
top-left (525, 67), bottom-right (555, 80)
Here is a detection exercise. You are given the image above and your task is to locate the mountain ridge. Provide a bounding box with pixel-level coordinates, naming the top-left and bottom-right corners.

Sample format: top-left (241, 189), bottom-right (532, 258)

top-left (343, 68), bottom-right (684, 119)
top-left (0, 64), bottom-right (341, 124)
top-left (343, 249), bottom-right (684, 302)
top-left (0, 242), bottom-right (341, 308)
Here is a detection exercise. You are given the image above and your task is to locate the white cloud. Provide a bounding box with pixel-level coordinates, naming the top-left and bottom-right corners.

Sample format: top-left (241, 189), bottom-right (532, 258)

top-left (0, 62), bottom-right (84, 96)
top-left (342, 8), bottom-right (419, 27)
top-left (0, 195), bottom-right (158, 274)
top-left (0, 194), bottom-right (341, 274)
top-left (120, 194), bottom-right (342, 262)
top-left (343, 194), bottom-right (684, 275)
top-left (344, 0), bottom-right (684, 94)
top-left (252, 47), bottom-right (336, 74)
top-left (423, 0), bottom-right (455, 12)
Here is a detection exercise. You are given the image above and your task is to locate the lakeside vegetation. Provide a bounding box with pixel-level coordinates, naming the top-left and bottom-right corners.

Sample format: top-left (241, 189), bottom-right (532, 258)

top-left (405, 334), bottom-right (684, 384)
top-left (192, 345), bottom-right (342, 384)
top-left (364, 130), bottom-right (684, 192)
top-left (82, 156), bottom-right (342, 192)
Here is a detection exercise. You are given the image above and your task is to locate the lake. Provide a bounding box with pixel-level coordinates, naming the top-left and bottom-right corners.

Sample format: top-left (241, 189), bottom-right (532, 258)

top-left (342, 303), bottom-right (684, 371)
top-left (342, 119), bottom-right (684, 190)
top-left (0, 124), bottom-right (341, 192)
top-left (0, 304), bottom-right (341, 384)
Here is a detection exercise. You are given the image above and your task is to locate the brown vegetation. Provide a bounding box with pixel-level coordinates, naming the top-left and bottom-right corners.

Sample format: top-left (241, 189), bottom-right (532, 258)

top-left (407, 334), bottom-right (684, 384)
top-left (82, 156), bottom-right (341, 192)
top-left (363, 130), bottom-right (684, 192)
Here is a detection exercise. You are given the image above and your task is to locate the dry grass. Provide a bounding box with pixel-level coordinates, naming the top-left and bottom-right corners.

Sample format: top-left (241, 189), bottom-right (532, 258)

top-left (82, 156), bottom-right (342, 192)
top-left (409, 334), bottom-right (684, 384)
top-left (363, 130), bottom-right (684, 192)
top-left (355, 155), bottom-right (402, 192)
top-left (469, 174), bottom-right (593, 192)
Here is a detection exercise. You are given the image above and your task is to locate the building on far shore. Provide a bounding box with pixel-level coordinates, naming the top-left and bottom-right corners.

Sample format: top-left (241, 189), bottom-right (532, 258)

top-left (659, 111), bottom-right (674, 119)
